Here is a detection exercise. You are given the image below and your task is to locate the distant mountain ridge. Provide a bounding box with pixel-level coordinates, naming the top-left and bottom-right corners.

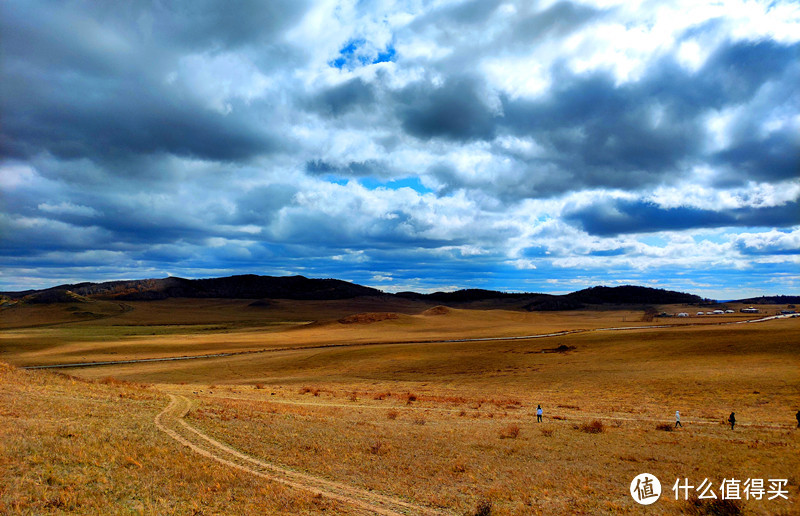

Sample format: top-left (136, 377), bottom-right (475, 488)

top-left (734, 295), bottom-right (800, 305)
top-left (2, 275), bottom-right (707, 309)
top-left (399, 285), bottom-right (703, 310)
top-left (2, 275), bottom-right (382, 302)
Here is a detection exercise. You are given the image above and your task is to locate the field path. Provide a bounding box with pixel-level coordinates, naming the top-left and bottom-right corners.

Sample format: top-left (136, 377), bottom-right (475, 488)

top-left (154, 393), bottom-right (448, 516)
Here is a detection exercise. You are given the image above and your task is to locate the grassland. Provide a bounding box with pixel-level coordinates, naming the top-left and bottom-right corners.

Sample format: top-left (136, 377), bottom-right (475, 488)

top-left (1, 299), bottom-right (798, 514)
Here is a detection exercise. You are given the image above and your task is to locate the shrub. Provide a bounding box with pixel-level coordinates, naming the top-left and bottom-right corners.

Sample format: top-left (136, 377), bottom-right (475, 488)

top-left (404, 392), bottom-right (417, 404)
top-left (499, 424), bottom-right (520, 439)
top-left (656, 423), bottom-right (673, 432)
top-left (254, 383), bottom-right (265, 390)
top-left (686, 494), bottom-right (744, 515)
top-left (474, 498), bottom-right (492, 516)
top-left (368, 440), bottom-right (386, 455)
top-left (413, 417), bottom-right (426, 425)
top-left (577, 420), bottom-right (605, 434)
top-left (387, 410), bottom-right (398, 420)
top-left (299, 386), bottom-right (320, 396)
top-left (541, 428), bottom-right (553, 437)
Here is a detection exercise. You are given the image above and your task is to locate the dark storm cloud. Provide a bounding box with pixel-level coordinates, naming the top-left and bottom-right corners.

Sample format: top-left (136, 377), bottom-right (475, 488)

top-left (714, 132), bottom-right (800, 184)
top-left (1, 78), bottom-right (276, 162)
top-left (396, 75), bottom-right (498, 141)
top-left (0, 1), bottom-right (303, 164)
top-left (500, 70), bottom-right (702, 193)
top-left (305, 159), bottom-right (387, 178)
top-left (306, 78), bottom-right (376, 117)
top-left (471, 39), bottom-right (800, 198)
top-left (565, 198), bottom-right (800, 237)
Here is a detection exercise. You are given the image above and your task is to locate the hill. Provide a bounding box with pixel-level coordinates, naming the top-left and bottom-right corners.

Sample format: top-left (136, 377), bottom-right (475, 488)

top-left (398, 284), bottom-right (702, 310)
top-left (2, 275), bottom-right (702, 309)
top-left (2, 275), bottom-right (383, 303)
top-left (734, 295), bottom-right (800, 305)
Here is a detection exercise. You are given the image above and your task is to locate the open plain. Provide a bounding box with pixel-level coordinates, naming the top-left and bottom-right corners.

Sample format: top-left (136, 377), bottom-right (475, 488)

top-left (2, 298), bottom-right (799, 515)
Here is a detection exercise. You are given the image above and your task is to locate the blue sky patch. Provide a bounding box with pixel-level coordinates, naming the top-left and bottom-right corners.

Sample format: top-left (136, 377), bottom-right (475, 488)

top-left (330, 39), bottom-right (397, 69)
top-left (359, 176), bottom-right (432, 194)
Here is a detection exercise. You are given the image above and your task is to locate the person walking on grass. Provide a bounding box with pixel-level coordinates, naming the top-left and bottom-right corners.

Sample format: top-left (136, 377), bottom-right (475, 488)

top-left (675, 410), bottom-right (682, 428)
top-left (729, 411), bottom-right (736, 430)
top-left (536, 405), bottom-right (543, 423)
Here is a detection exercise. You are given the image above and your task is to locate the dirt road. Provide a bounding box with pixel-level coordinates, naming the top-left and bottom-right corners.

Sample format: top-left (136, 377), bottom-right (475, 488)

top-left (154, 393), bottom-right (448, 516)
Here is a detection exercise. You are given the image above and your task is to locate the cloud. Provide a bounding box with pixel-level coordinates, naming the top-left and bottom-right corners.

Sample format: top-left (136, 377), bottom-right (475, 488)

top-left (396, 75), bottom-right (500, 142)
top-left (564, 198), bottom-right (800, 237)
top-left (734, 229), bottom-right (800, 255)
top-left (2, 0), bottom-right (799, 297)
top-left (307, 78), bottom-right (377, 117)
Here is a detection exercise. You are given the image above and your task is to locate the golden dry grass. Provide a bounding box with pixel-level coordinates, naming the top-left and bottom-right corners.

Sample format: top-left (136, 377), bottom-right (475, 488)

top-left (0, 299), bottom-right (780, 367)
top-left (1, 300), bottom-right (798, 514)
top-left (0, 363), bottom-right (357, 515)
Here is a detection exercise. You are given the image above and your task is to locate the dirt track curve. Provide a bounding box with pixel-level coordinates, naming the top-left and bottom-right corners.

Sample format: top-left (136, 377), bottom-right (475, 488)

top-left (154, 393), bottom-right (448, 516)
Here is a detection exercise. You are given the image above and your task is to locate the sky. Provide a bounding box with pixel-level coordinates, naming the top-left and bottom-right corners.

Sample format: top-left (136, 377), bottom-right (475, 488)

top-left (1, 0), bottom-right (799, 299)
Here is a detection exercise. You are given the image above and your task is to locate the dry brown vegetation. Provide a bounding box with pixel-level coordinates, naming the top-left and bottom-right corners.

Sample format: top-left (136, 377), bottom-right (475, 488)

top-left (1, 299), bottom-right (799, 514)
top-left (0, 363), bottom-right (354, 514)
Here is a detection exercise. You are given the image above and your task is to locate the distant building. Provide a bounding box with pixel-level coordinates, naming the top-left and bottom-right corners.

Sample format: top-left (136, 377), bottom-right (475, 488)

top-left (741, 307), bottom-right (759, 313)
top-left (712, 309), bottom-right (725, 315)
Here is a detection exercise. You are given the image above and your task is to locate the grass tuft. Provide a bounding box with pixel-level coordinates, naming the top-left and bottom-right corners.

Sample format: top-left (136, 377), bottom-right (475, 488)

top-left (299, 386), bottom-right (320, 396)
top-left (656, 423), bottom-right (674, 431)
top-left (576, 420), bottom-right (605, 434)
top-left (499, 424), bottom-right (520, 439)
